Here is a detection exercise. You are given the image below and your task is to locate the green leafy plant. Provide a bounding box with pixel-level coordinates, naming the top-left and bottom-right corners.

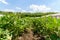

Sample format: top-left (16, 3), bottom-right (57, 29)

top-left (0, 28), bottom-right (11, 40)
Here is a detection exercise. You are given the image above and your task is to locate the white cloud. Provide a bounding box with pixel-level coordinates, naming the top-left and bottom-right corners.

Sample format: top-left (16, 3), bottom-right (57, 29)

top-left (0, 4), bottom-right (53, 12)
top-left (53, 10), bottom-right (60, 12)
top-left (0, 0), bottom-right (8, 5)
top-left (16, 7), bottom-right (21, 10)
top-left (15, 5), bottom-right (59, 12)
top-left (29, 4), bottom-right (51, 12)
top-left (3, 9), bottom-right (15, 12)
top-left (15, 5), bottom-right (52, 12)
top-left (3, 8), bottom-right (27, 12)
top-left (21, 10), bottom-right (27, 12)
top-left (15, 7), bottom-right (28, 12)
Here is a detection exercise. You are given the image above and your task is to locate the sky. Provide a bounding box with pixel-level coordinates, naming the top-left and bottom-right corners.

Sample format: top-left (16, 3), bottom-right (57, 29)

top-left (0, 0), bottom-right (60, 12)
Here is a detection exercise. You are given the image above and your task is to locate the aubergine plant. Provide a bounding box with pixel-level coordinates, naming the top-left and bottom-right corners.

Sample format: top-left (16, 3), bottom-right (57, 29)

top-left (0, 12), bottom-right (60, 40)
top-left (0, 28), bottom-right (11, 40)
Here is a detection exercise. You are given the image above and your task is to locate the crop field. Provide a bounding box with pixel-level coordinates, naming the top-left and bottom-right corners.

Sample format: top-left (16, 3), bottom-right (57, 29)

top-left (0, 12), bottom-right (60, 40)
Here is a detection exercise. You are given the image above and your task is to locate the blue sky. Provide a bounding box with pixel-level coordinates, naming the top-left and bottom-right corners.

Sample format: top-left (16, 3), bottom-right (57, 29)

top-left (0, 0), bottom-right (60, 12)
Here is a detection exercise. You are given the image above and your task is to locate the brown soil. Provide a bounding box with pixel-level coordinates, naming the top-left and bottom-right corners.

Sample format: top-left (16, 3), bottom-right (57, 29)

top-left (15, 28), bottom-right (45, 40)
